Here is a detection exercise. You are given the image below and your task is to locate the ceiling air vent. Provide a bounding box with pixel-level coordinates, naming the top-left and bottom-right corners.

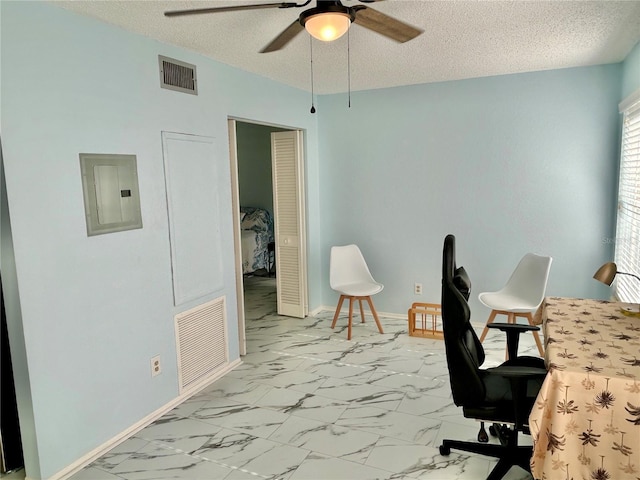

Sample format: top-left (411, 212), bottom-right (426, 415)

top-left (159, 55), bottom-right (197, 95)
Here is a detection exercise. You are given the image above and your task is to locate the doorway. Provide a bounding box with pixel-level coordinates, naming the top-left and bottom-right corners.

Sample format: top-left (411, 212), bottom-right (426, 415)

top-left (1, 275), bottom-right (25, 475)
top-left (227, 119), bottom-right (308, 355)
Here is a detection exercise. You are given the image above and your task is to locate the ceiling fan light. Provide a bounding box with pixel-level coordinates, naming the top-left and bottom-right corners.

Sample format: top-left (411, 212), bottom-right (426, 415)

top-left (304, 12), bottom-right (351, 42)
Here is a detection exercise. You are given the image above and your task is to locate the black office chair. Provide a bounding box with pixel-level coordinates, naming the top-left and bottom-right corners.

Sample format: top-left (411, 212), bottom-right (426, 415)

top-left (439, 234), bottom-right (547, 480)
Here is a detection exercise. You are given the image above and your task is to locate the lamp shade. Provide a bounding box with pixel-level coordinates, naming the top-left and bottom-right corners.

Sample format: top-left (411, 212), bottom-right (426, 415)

top-left (304, 12), bottom-right (351, 41)
top-left (593, 262), bottom-right (618, 286)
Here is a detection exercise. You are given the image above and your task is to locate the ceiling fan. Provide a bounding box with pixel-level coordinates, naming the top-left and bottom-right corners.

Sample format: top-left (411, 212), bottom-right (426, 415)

top-left (164, 0), bottom-right (424, 53)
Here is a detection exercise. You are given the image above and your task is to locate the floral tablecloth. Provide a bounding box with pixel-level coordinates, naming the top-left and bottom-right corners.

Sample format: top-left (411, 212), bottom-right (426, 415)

top-left (529, 297), bottom-right (640, 480)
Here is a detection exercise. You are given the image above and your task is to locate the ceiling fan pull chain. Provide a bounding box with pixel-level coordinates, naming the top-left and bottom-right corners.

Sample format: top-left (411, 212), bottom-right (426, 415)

top-left (310, 36), bottom-right (316, 114)
top-left (347, 26), bottom-right (351, 108)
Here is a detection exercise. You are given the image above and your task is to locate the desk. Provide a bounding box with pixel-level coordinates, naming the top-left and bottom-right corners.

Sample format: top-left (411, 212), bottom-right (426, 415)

top-left (529, 297), bottom-right (640, 480)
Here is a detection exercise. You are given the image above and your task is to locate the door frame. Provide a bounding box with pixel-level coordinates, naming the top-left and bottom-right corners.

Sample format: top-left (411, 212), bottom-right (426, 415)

top-left (227, 118), bottom-right (308, 356)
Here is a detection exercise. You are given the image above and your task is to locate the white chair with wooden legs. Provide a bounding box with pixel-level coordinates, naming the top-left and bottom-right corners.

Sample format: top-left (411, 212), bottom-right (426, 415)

top-left (478, 253), bottom-right (552, 358)
top-left (330, 245), bottom-right (384, 340)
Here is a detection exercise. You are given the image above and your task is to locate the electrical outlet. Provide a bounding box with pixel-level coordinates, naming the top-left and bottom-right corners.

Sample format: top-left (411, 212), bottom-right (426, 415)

top-left (151, 355), bottom-right (161, 377)
top-left (414, 283), bottom-right (423, 295)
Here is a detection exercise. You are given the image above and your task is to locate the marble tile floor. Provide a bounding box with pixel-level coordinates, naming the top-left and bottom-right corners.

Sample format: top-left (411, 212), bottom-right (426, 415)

top-left (70, 276), bottom-right (538, 480)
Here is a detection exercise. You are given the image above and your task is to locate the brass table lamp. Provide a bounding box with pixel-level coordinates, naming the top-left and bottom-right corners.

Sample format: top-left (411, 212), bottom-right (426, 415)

top-left (593, 262), bottom-right (640, 316)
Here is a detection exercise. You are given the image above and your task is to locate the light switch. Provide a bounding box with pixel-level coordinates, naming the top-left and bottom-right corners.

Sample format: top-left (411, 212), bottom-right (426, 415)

top-left (80, 153), bottom-right (143, 236)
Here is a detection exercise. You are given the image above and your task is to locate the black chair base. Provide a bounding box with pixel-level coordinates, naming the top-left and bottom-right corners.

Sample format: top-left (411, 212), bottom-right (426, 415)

top-left (439, 425), bottom-right (533, 480)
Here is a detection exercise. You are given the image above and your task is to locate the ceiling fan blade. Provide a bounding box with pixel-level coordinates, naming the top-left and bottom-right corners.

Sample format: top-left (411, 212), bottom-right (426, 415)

top-left (165, 2), bottom-right (298, 18)
top-left (260, 19), bottom-right (305, 53)
top-left (353, 5), bottom-right (423, 43)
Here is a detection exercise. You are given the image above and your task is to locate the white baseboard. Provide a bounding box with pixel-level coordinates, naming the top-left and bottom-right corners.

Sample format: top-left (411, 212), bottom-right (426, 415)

top-left (311, 306), bottom-right (494, 330)
top-left (50, 358), bottom-right (242, 480)
top-left (310, 305), bottom-right (407, 320)
top-left (308, 305), bottom-right (326, 316)
top-left (375, 311), bottom-right (407, 320)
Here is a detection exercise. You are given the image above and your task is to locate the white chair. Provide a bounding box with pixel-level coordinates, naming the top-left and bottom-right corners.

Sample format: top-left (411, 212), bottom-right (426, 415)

top-left (330, 245), bottom-right (384, 340)
top-left (478, 253), bottom-right (552, 357)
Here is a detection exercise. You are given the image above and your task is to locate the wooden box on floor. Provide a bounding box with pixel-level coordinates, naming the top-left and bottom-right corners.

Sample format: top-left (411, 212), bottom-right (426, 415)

top-left (408, 302), bottom-right (444, 339)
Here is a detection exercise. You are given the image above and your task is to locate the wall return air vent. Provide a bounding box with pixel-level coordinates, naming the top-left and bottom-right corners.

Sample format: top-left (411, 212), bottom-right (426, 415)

top-left (159, 55), bottom-right (198, 95)
top-left (175, 296), bottom-right (228, 393)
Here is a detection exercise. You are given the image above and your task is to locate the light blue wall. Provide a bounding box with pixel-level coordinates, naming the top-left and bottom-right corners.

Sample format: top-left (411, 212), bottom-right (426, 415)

top-left (621, 41), bottom-right (640, 99)
top-left (317, 65), bottom-right (622, 319)
top-left (0, 2), bottom-right (320, 478)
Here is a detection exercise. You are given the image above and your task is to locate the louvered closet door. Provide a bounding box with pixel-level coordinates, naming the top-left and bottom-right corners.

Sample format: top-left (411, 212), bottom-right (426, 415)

top-left (271, 130), bottom-right (307, 318)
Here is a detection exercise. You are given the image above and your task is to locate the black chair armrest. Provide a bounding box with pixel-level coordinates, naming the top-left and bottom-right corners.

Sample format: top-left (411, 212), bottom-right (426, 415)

top-left (487, 323), bottom-right (540, 333)
top-left (489, 365), bottom-right (547, 378)
top-left (487, 323), bottom-right (541, 360)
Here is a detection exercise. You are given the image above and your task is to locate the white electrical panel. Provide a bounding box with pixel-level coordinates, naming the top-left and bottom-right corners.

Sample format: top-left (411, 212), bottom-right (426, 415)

top-left (80, 153), bottom-right (143, 236)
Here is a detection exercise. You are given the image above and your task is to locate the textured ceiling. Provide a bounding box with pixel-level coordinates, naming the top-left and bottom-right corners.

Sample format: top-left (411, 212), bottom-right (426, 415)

top-left (53, 0), bottom-right (640, 94)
